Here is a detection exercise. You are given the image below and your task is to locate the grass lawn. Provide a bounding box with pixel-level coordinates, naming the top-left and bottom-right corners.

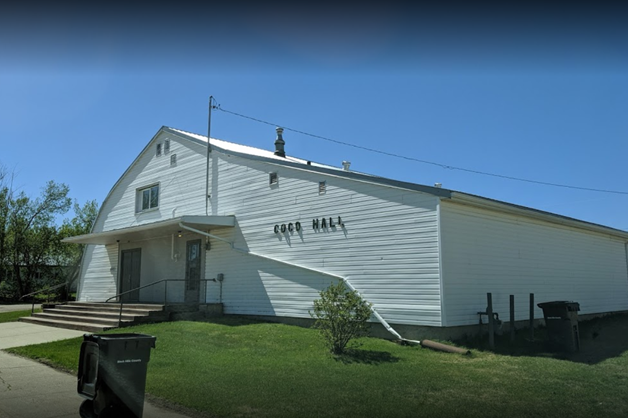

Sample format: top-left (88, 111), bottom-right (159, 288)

top-left (5, 315), bottom-right (628, 418)
top-left (0, 308), bottom-right (41, 323)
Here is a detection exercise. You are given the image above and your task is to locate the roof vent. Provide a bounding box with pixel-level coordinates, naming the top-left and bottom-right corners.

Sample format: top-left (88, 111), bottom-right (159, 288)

top-left (342, 161), bottom-right (351, 171)
top-left (434, 183), bottom-right (442, 188)
top-left (274, 127), bottom-right (285, 158)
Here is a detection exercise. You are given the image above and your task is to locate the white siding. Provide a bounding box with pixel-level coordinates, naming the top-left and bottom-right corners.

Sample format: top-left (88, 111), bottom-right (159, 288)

top-left (206, 153), bottom-right (442, 326)
top-left (440, 201), bottom-right (628, 327)
top-left (99, 132), bottom-right (207, 232)
top-left (78, 132), bottom-right (208, 301)
top-left (78, 244), bottom-right (118, 302)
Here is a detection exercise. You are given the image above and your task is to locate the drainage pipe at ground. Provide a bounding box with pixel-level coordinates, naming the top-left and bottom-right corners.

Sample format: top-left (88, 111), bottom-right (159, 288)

top-left (179, 222), bottom-right (467, 354)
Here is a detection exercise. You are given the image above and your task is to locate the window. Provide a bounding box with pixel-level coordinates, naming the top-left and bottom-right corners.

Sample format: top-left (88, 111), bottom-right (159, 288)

top-left (164, 139), bottom-right (170, 154)
top-left (156, 143), bottom-right (162, 156)
top-left (170, 154), bottom-right (177, 166)
top-left (269, 172), bottom-right (278, 185)
top-left (137, 184), bottom-right (159, 212)
top-left (319, 181), bottom-right (326, 195)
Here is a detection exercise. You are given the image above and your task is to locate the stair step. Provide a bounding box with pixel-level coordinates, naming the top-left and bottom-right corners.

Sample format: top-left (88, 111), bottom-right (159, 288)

top-left (19, 316), bottom-right (113, 333)
top-left (59, 305), bottom-right (163, 315)
top-left (44, 308), bottom-right (144, 320)
top-left (19, 301), bottom-right (170, 332)
top-left (43, 307), bottom-right (150, 319)
top-left (32, 312), bottom-right (133, 326)
top-left (68, 302), bottom-right (165, 310)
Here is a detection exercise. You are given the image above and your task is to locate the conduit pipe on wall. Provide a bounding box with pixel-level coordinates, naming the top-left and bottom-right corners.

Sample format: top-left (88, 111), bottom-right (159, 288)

top-left (179, 222), bottom-right (444, 349)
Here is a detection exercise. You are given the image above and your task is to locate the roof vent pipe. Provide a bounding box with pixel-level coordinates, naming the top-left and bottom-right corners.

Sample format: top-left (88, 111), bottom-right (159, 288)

top-left (342, 161), bottom-right (351, 171)
top-left (274, 127), bottom-right (286, 157)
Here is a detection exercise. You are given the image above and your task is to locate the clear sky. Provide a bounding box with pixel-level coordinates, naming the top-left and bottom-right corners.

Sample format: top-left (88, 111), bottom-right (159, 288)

top-left (1, 3), bottom-right (627, 230)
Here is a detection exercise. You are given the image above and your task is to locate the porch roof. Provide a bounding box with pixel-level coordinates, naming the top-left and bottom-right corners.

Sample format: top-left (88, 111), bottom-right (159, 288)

top-left (62, 215), bottom-right (235, 245)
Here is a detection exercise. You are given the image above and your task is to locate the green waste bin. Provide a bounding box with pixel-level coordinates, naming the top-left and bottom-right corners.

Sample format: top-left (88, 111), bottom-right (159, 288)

top-left (537, 301), bottom-right (580, 352)
top-left (78, 333), bottom-right (156, 418)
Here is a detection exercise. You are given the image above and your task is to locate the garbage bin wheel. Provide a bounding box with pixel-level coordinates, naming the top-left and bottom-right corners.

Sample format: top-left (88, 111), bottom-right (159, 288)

top-left (98, 404), bottom-right (135, 418)
top-left (79, 400), bottom-right (96, 418)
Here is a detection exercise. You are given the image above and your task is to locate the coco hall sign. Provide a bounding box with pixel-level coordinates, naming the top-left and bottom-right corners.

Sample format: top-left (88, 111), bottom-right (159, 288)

top-left (273, 216), bottom-right (344, 234)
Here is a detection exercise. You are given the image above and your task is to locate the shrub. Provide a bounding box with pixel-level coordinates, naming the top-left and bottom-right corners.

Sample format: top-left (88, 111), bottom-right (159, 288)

top-left (310, 281), bottom-right (373, 354)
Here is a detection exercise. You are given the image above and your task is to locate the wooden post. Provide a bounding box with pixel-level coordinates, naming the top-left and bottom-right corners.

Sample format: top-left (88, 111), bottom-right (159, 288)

top-left (487, 293), bottom-right (495, 349)
top-left (510, 295), bottom-right (515, 342)
top-left (529, 293), bottom-right (534, 341)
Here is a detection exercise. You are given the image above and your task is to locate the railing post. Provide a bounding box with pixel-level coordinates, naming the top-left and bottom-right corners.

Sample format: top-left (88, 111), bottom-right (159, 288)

top-left (487, 293), bottom-right (495, 349)
top-left (529, 293), bottom-right (535, 341)
top-left (510, 294), bottom-right (515, 343)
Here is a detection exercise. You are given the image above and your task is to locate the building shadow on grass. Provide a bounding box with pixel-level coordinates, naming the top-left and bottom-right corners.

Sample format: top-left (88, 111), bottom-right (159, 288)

top-left (199, 316), bottom-right (274, 327)
top-left (455, 313), bottom-right (628, 365)
top-left (333, 348), bottom-right (401, 365)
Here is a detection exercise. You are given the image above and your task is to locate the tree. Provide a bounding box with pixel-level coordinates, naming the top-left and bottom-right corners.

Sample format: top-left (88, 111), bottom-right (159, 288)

top-left (310, 281), bottom-right (373, 354)
top-left (0, 164), bottom-right (98, 300)
top-left (6, 181), bottom-right (72, 297)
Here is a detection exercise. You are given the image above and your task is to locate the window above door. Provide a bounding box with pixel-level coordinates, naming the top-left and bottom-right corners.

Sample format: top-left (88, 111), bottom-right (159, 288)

top-left (136, 184), bottom-right (160, 213)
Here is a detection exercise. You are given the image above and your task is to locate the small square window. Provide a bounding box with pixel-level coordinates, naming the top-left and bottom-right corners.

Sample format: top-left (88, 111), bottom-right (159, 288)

top-left (319, 181), bottom-right (326, 195)
top-left (156, 143), bottom-right (162, 156)
top-left (137, 184), bottom-right (159, 212)
top-left (170, 154), bottom-right (177, 166)
top-left (269, 172), bottom-right (278, 185)
top-left (164, 139), bottom-right (170, 154)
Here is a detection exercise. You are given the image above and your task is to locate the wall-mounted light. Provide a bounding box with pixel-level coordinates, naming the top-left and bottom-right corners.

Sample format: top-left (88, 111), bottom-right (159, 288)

top-left (177, 230), bottom-right (182, 238)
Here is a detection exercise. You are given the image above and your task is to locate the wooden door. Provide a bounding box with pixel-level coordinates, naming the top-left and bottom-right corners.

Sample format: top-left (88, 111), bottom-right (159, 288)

top-left (185, 240), bottom-right (202, 303)
top-left (120, 249), bottom-right (141, 302)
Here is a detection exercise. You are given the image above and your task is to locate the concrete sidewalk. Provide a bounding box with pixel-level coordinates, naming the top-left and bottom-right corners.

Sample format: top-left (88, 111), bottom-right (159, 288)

top-left (0, 304), bottom-right (40, 314)
top-left (0, 323), bottom-right (193, 418)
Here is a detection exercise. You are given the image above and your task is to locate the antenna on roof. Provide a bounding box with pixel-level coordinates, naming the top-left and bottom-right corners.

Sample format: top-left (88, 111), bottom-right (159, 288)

top-left (205, 96), bottom-right (217, 215)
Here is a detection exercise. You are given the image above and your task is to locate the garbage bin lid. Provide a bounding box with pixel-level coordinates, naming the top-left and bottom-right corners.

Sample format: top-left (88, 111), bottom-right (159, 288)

top-left (84, 333), bottom-right (156, 347)
top-left (537, 301), bottom-right (580, 311)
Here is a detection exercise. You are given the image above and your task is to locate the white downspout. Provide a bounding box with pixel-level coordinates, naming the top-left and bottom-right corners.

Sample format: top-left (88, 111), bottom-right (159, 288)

top-left (178, 222), bottom-right (418, 344)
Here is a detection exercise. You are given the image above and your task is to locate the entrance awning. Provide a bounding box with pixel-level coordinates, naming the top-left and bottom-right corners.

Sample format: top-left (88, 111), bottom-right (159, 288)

top-left (62, 215), bottom-right (235, 245)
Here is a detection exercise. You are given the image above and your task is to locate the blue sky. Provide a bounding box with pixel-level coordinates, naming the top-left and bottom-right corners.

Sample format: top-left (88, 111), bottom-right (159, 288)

top-left (1, 3), bottom-right (627, 230)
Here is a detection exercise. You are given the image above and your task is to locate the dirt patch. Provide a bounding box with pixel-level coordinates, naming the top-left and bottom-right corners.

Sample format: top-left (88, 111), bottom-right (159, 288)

top-left (457, 312), bottom-right (628, 364)
top-left (568, 312), bottom-right (628, 364)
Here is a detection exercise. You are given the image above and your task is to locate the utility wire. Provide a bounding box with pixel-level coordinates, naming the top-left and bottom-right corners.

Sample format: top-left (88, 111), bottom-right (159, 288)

top-left (214, 104), bottom-right (628, 196)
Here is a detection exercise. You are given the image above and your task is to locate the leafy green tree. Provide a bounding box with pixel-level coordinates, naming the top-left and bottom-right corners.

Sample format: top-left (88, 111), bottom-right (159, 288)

top-left (7, 181), bottom-right (72, 297)
top-left (310, 281), bottom-right (373, 354)
top-left (0, 164), bottom-right (98, 301)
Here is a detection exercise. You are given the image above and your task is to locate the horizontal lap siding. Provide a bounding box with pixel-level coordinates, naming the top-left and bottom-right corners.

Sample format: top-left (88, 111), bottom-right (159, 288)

top-left (100, 133), bottom-right (206, 231)
top-left (208, 154), bottom-right (442, 326)
top-left (440, 201), bottom-right (628, 326)
top-left (79, 133), bottom-right (207, 301)
top-left (78, 244), bottom-right (118, 302)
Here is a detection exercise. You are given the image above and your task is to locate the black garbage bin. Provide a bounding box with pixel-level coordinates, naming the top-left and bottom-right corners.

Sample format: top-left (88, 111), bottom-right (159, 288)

top-left (537, 301), bottom-right (580, 352)
top-left (78, 333), bottom-right (156, 418)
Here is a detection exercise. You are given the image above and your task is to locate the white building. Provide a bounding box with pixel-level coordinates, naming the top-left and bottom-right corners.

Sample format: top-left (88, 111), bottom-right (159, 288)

top-left (65, 126), bottom-right (628, 339)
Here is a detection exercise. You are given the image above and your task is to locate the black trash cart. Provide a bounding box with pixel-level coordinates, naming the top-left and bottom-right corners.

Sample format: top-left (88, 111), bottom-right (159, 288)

top-left (78, 333), bottom-right (156, 418)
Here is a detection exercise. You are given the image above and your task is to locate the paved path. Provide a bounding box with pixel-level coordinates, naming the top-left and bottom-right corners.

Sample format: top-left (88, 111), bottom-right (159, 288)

top-left (0, 322), bottom-right (193, 418)
top-left (0, 304), bottom-right (40, 314)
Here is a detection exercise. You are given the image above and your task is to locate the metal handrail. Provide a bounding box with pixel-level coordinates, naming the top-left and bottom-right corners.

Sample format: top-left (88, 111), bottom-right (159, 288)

top-left (104, 278), bottom-right (215, 327)
top-left (19, 282), bottom-right (69, 314)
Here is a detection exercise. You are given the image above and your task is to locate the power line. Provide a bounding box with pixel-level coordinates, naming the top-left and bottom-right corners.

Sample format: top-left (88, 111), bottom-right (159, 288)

top-left (214, 104), bottom-right (628, 196)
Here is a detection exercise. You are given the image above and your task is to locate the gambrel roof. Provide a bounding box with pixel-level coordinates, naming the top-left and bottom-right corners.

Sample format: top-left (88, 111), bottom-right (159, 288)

top-left (165, 127), bottom-right (628, 240)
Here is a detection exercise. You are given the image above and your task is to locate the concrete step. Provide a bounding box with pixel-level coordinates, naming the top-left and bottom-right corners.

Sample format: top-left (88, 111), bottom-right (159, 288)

top-left (18, 316), bottom-right (114, 333)
top-left (19, 302), bottom-right (170, 332)
top-left (67, 302), bottom-right (165, 311)
top-left (62, 303), bottom-right (165, 315)
top-left (31, 312), bottom-right (133, 327)
top-left (44, 308), bottom-right (144, 321)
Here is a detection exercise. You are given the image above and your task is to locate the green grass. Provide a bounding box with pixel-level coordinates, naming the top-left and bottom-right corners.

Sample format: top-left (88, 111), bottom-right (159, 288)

top-left (5, 316), bottom-right (628, 418)
top-left (0, 308), bottom-right (41, 323)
